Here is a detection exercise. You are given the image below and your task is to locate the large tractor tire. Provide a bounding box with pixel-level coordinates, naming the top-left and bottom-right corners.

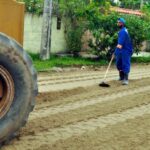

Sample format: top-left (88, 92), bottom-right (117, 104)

top-left (0, 33), bottom-right (38, 146)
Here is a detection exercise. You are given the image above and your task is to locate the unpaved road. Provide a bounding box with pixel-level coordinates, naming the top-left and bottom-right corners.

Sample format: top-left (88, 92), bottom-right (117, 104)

top-left (2, 65), bottom-right (150, 150)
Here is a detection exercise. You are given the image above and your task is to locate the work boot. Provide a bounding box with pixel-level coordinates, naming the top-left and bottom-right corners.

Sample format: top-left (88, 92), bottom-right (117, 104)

top-left (122, 73), bottom-right (129, 85)
top-left (118, 71), bottom-right (124, 81)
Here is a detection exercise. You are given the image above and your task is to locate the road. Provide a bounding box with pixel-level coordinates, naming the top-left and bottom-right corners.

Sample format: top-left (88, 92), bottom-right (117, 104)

top-left (2, 64), bottom-right (150, 150)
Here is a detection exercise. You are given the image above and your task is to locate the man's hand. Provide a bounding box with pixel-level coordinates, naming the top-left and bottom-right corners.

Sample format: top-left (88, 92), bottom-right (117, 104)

top-left (117, 44), bottom-right (122, 49)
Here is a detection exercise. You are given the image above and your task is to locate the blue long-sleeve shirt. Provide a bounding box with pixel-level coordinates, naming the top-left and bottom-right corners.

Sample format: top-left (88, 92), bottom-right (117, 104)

top-left (118, 27), bottom-right (133, 54)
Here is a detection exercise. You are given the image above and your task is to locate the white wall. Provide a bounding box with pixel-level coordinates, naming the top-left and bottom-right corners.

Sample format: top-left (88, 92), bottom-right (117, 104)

top-left (23, 13), bottom-right (67, 54)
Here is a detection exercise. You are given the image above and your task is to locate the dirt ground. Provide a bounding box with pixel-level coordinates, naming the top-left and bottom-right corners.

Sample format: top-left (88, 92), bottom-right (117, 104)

top-left (2, 64), bottom-right (150, 150)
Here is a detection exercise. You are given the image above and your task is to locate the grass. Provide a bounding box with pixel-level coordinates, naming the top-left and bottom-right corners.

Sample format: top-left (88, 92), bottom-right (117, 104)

top-left (29, 53), bottom-right (150, 71)
top-left (131, 56), bottom-right (150, 63)
top-left (29, 53), bottom-right (108, 71)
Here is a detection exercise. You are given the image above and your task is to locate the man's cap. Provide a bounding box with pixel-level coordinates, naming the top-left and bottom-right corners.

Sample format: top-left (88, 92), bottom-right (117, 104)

top-left (118, 18), bottom-right (126, 24)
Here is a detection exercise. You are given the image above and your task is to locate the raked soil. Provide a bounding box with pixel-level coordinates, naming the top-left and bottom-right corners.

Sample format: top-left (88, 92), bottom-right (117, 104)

top-left (2, 64), bottom-right (150, 150)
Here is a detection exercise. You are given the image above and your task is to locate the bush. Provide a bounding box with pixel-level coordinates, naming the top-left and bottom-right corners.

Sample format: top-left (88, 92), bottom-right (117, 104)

top-left (145, 41), bottom-right (150, 52)
top-left (65, 27), bottom-right (84, 57)
top-left (59, 0), bottom-right (89, 56)
top-left (87, 12), bottom-right (150, 59)
top-left (119, 0), bottom-right (141, 9)
top-left (87, 12), bottom-right (118, 59)
top-left (125, 15), bottom-right (150, 53)
top-left (17, 0), bottom-right (44, 15)
top-left (60, 0), bottom-right (150, 59)
top-left (59, 0), bottom-right (111, 57)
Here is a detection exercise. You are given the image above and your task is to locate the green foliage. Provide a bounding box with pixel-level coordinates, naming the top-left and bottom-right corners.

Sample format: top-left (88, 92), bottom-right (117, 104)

top-left (87, 12), bottom-right (118, 59)
top-left (59, 0), bottom-right (89, 56)
top-left (59, 0), bottom-right (150, 59)
top-left (119, 0), bottom-right (141, 9)
top-left (125, 15), bottom-right (150, 52)
top-left (19, 0), bottom-right (150, 60)
top-left (30, 54), bottom-right (107, 71)
top-left (119, 0), bottom-right (150, 9)
top-left (17, 0), bottom-right (44, 15)
top-left (87, 9), bottom-right (150, 58)
top-left (29, 53), bottom-right (150, 71)
top-left (145, 41), bottom-right (150, 52)
top-left (59, 0), bottom-right (111, 56)
top-left (131, 56), bottom-right (150, 63)
top-left (142, 2), bottom-right (150, 20)
top-left (65, 28), bottom-right (84, 56)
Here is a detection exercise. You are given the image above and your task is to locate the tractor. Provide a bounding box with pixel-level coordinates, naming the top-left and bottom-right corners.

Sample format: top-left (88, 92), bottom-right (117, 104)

top-left (0, 0), bottom-right (38, 146)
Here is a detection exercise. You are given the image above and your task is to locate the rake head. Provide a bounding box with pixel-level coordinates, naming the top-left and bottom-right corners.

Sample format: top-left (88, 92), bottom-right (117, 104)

top-left (99, 81), bottom-right (110, 87)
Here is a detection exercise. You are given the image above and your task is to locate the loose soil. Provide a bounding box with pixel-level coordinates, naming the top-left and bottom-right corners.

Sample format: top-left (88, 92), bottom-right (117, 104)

top-left (2, 65), bottom-right (150, 150)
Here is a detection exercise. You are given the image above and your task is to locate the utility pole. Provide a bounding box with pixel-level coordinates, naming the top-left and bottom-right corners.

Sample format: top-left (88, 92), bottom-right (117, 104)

top-left (40, 0), bottom-right (53, 60)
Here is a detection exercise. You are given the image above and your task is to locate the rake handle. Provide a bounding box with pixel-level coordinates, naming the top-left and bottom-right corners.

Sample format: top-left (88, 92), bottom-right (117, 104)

top-left (103, 54), bottom-right (114, 81)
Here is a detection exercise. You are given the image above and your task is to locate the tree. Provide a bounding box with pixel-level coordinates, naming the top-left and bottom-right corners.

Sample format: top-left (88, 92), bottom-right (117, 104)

top-left (59, 0), bottom-right (88, 56)
top-left (140, 0), bottom-right (144, 8)
top-left (88, 12), bottom-right (150, 59)
top-left (119, 0), bottom-right (150, 9)
top-left (58, 0), bottom-right (111, 56)
top-left (40, 0), bottom-right (53, 60)
top-left (17, 0), bottom-right (44, 15)
top-left (119, 0), bottom-right (141, 9)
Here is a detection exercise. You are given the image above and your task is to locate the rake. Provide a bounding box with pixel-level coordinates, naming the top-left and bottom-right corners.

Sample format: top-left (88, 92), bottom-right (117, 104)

top-left (99, 54), bottom-right (114, 87)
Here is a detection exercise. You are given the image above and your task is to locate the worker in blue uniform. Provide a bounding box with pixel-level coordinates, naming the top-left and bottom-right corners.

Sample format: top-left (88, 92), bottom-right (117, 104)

top-left (114, 18), bottom-right (133, 85)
